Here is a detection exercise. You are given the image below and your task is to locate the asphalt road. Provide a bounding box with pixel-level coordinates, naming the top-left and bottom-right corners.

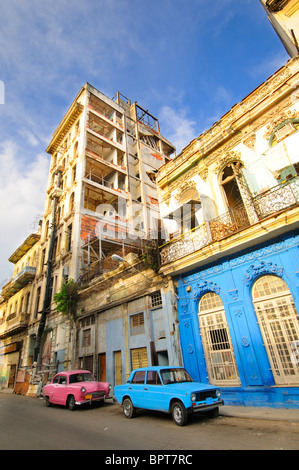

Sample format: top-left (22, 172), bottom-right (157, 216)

top-left (0, 393), bottom-right (299, 451)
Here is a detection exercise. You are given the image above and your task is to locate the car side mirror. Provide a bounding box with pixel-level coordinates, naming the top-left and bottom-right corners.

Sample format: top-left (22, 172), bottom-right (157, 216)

top-left (127, 380), bottom-right (131, 383)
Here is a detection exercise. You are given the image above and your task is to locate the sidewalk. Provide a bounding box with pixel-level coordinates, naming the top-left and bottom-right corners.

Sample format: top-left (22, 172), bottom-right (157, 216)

top-left (220, 405), bottom-right (299, 422)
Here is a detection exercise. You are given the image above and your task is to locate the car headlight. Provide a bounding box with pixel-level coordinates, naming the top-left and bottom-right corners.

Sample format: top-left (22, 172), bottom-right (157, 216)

top-left (81, 386), bottom-right (86, 393)
top-left (216, 389), bottom-right (221, 398)
top-left (191, 393), bottom-right (196, 402)
top-left (108, 384), bottom-right (112, 391)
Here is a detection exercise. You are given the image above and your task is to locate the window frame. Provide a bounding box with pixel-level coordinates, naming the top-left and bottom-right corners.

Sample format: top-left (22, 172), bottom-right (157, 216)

top-left (198, 292), bottom-right (241, 386)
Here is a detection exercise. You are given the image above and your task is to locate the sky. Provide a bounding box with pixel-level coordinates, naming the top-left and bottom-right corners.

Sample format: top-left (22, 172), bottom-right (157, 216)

top-left (0, 0), bottom-right (290, 284)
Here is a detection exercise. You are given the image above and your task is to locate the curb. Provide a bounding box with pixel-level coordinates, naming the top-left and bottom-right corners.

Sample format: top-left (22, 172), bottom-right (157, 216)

top-left (220, 405), bottom-right (299, 422)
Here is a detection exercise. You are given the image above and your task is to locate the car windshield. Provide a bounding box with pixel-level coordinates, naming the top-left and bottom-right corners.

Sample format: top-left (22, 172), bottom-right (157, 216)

top-left (69, 373), bottom-right (93, 383)
top-left (160, 368), bottom-right (193, 385)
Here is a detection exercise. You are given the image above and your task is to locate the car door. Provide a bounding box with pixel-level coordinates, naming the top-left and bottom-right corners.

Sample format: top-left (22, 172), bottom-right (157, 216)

top-left (144, 370), bottom-right (166, 411)
top-left (128, 370), bottom-right (145, 408)
top-left (51, 374), bottom-right (68, 405)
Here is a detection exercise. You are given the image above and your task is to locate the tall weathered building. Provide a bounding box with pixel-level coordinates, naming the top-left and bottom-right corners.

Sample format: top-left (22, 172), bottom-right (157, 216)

top-left (260, 0), bottom-right (299, 56)
top-left (0, 84), bottom-right (177, 391)
top-left (0, 231), bottom-right (41, 392)
top-left (157, 56), bottom-right (299, 408)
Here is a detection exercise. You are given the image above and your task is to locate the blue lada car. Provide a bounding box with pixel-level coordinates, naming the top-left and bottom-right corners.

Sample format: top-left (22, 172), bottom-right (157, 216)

top-left (114, 366), bottom-right (223, 426)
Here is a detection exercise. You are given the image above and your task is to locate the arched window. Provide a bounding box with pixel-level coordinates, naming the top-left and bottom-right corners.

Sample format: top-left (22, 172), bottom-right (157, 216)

top-left (198, 292), bottom-right (240, 386)
top-left (252, 275), bottom-right (299, 385)
top-left (168, 188), bottom-right (202, 238)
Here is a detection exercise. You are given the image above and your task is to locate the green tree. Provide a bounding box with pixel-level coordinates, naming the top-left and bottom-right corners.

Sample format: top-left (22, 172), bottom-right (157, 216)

top-left (54, 279), bottom-right (79, 321)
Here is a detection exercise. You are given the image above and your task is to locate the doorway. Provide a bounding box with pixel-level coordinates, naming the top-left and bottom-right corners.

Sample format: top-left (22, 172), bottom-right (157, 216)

top-left (8, 364), bottom-right (16, 389)
top-left (98, 353), bottom-right (106, 382)
top-left (220, 162), bottom-right (250, 229)
top-left (114, 351), bottom-right (122, 386)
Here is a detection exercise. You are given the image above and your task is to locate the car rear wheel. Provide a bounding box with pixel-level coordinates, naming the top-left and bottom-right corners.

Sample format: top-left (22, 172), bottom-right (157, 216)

top-left (67, 395), bottom-right (76, 411)
top-left (123, 398), bottom-right (135, 419)
top-left (172, 401), bottom-right (188, 426)
top-left (45, 396), bottom-right (52, 407)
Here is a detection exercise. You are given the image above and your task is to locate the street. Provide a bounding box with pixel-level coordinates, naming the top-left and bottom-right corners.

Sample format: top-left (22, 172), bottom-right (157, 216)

top-left (0, 393), bottom-right (298, 451)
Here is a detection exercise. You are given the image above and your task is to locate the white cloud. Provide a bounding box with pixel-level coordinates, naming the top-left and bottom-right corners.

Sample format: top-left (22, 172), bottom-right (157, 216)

top-left (0, 141), bottom-right (49, 283)
top-left (158, 106), bottom-right (197, 154)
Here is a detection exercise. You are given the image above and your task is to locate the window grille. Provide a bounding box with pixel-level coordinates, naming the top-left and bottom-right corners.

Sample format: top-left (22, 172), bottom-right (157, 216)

top-left (82, 328), bottom-right (91, 347)
top-left (151, 291), bottom-right (162, 307)
top-left (198, 292), bottom-right (240, 386)
top-left (80, 315), bottom-right (95, 328)
top-left (82, 355), bottom-right (93, 374)
top-left (131, 347), bottom-right (148, 370)
top-left (130, 313), bottom-right (145, 335)
top-left (253, 275), bottom-right (299, 385)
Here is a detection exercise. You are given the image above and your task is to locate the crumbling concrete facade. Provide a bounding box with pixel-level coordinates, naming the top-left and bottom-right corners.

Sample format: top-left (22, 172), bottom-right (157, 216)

top-left (0, 84), bottom-right (177, 393)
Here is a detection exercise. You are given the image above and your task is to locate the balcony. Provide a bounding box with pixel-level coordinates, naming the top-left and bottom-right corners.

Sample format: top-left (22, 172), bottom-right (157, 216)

top-left (160, 177), bottom-right (299, 266)
top-left (0, 312), bottom-right (30, 339)
top-left (265, 0), bottom-right (290, 13)
top-left (1, 266), bottom-right (36, 299)
top-left (253, 178), bottom-right (299, 218)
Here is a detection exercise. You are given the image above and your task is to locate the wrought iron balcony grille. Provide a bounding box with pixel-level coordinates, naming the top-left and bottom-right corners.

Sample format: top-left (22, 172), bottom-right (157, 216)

top-left (252, 177), bottom-right (299, 219)
top-left (209, 205), bottom-right (250, 242)
top-left (160, 176), bottom-right (299, 266)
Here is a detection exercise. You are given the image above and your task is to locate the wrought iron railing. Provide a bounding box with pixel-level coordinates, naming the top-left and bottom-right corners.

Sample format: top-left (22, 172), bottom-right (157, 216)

top-left (160, 177), bottom-right (299, 265)
top-left (160, 224), bottom-right (209, 266)
top-left (209, 205), bottom-right (250, 241)
top-left (252, 177), bottom-right (299, 219)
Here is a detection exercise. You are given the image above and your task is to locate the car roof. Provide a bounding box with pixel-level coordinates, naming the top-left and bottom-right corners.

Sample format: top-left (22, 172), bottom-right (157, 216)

top-left (55, 370), bottom-right (92, 375)
top-left (131, 366), bottom-right (183, 373)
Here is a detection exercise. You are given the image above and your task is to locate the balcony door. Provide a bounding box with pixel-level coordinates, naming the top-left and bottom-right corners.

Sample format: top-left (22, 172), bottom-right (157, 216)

top-left (219, 161), bottom-right (250, 230)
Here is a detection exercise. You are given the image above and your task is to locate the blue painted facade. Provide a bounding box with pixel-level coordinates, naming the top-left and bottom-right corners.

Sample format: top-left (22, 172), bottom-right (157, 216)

top-left (102, 290), bottom-right (181, 389)
top-left (177, 230), bottom-right (299, 408)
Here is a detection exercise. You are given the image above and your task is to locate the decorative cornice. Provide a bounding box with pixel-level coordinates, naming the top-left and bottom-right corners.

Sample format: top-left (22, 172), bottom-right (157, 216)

top-left (213, 151), bottom-right (242, 173)
top-left (263, 109), bottom-right (299, 140)
top-left (47, 102), bottom-right (83, 155)
top-left (175, 181), bottom-right (198, 202)
top-left (157, 57), bottom-right (298, 189)
top-left (185, 232), bottom-right (298, 282)
top-left (194, 280), bottom-right (221, 297)
top-left (242, 260), bottom-right (284, 286)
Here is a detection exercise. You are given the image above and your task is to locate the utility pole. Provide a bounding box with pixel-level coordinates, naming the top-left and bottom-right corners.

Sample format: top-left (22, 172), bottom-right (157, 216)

top-left (33, 169), bottom-right (62, 365)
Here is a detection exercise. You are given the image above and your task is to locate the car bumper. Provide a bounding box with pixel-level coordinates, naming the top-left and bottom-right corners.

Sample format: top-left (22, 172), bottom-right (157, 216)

top-left (188, 398), bottom-right (224, 413)
top-left (75, 397), bottom-right (104, 406)
top-left (75, 391), bottom-right (107, 406)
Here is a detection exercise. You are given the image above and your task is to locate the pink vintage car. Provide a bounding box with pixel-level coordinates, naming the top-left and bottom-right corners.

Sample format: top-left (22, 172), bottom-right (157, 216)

top-left (42, 370), bottom-right (112, 410)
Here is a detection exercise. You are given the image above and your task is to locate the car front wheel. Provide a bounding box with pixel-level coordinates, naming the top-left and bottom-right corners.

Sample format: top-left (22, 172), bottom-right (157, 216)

top-left (172, 401), bottom-right (188, 426)
top-left (123, 398), bottom-right (135, 419)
